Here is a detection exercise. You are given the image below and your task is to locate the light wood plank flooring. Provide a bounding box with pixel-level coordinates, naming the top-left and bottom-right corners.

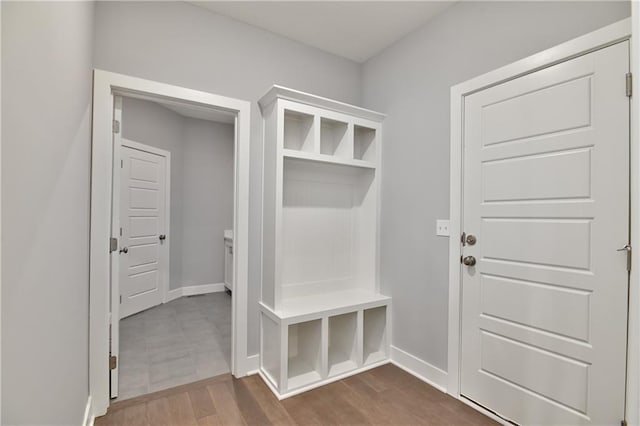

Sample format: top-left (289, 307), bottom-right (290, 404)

top-left (96, 364), bottom-right (496, 425)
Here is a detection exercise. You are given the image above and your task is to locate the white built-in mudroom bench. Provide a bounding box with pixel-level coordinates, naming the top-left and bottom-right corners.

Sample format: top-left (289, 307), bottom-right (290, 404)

top-left (258, 86), bottom-right (391, 399)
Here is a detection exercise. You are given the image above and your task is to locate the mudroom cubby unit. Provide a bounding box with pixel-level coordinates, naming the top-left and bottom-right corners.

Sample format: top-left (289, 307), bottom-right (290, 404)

top-left (258, 85), bottom-right (390, 399)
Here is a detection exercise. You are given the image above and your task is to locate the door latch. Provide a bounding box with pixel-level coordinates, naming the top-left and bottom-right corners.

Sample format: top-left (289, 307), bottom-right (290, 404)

top-left (617, 244), bottom-right (631, 272)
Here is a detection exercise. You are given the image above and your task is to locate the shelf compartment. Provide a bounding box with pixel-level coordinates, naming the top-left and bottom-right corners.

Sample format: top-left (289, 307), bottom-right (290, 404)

top-left (282, 159), bottom-right (377, 305)
top-left (283, 149), bottom-right (375, 169)
top-left (284, 110), bottom-right (315, 152)
top-left (363, 306), bottom-right (387, 365)
top-left (328, 312), bottom-right (358, 377)
top-left (320, 118), bottom-right (351, 159)
top-left (354, 125), bottom-right (376, 163)
top-left (287, 319), bottom-right (322, 389)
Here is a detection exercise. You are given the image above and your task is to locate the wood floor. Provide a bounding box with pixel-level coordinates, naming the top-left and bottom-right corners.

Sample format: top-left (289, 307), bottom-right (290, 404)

top-left (95, 364), bottom-right (496, 425)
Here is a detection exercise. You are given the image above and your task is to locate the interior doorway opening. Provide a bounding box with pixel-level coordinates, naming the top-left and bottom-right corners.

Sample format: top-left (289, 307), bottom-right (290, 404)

top-left (111, 95), bottom-right (236, 400)
top-left (89, 70), bottom-right (251, 417)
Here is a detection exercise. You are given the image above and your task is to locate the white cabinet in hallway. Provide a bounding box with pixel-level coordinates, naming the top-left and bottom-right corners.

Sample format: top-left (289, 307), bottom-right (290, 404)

top-left (258, 86), bottom-right (390, 399)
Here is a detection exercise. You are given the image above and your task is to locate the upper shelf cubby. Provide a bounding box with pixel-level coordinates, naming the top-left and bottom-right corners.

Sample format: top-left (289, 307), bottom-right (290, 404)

top-left (354, 125), bottom-right (376, 163)
top-left (284, 110), bottom-right (314, 152)
top-left (261, 85), bottom-right (384, 168)
top-left (320, 118), bottom-right (351, 159)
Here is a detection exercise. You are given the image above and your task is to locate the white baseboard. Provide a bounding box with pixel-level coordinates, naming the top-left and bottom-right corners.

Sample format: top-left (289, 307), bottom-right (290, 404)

top-left (390, 345), bottom-right (448, 393)
top-left (245, 353), bottom-right (260, 375)
top-left (166, 283), bottom-right (226, 302)
top-left (183, 282), bottom-right (226, 296)
top-left (167, 288), bottom-right (182, 302)
top-left (83, 396), bottom-right (94, 426)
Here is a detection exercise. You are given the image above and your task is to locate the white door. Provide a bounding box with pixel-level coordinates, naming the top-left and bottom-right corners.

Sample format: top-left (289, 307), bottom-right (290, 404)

top-left (461, 41), bottom-right (630, 425)
top-left (119, 144), bottom-right (167, 319)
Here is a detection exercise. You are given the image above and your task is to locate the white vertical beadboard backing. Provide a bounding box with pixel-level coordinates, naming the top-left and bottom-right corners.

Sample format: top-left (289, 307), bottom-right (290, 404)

top-left (89, 70), bottom-right (251, 417)
top-left (628, 4), bottom-right (640, 426)
top-left (448, 17), bottom-right (633, 418)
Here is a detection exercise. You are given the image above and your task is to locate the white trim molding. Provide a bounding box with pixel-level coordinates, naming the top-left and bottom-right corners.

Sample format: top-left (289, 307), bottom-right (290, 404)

top-left (82, 396), bottom-right (94, 426)
top-left (627, 4), bottom-right (640, 426)
top-left (390, 346), bottom-right (447, 393)
top-left (448, 16), bottom-right (632, 416)
top-left (245, 354), bottom-right (260, 376)
top-left (167, 283), bottom-right (227, 302)
top-left (89, 70), bottom-right (251, 418)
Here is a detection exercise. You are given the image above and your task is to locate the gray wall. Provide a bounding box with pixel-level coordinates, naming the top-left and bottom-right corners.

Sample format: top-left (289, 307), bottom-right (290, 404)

top-left (122, 97), bottom-right (185, 291)
top-left (1, 1), bottom-right (94, 424)
top-left (122, 98), bottom-right (234, 290)
top-left (360, 1), bottom-right (631, 372)
top-left (182, 118), bottom-right (234, 288)
top-left (93, 1), bottom-right (361, 355)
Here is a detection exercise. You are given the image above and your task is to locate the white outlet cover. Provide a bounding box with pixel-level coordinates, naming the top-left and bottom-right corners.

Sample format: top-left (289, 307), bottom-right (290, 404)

top-left (436, 219), bottom-right (450, 237)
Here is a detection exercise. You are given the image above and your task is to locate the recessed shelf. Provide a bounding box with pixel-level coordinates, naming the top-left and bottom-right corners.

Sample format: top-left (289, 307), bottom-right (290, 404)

top-left (284, 110), bottom-right (314, 152)
top-left (364, 306), bottom-right (387, 365)
top-left (354, 125), bottom-right (376, 163)
top-left (283, 149), bottom-right (375, 169)
top-left (328, 312), bottom-right (358, 377)
top-left (287, 319), bottom-right (322, 390)
top-left (320, 118), bottom-right (351, 158)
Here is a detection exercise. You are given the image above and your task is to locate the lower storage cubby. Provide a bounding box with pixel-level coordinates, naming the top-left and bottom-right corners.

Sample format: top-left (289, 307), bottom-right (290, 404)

top-left (363, 306), bottom-right (388, 365)
top-left (259, 298), bottom-right (390, 399)
top-left (287, 319), bottom-right (322, 389)
top-left (328, 312), bottom-right (358, 377)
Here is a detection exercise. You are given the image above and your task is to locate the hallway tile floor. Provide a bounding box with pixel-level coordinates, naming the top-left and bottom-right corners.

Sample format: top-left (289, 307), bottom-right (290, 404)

top-left (117, 292), bottom-right (231, 401)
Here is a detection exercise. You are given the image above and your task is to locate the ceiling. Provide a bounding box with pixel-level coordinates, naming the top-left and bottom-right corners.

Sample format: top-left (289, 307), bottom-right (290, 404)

top-left (191, 1), bottom-right (455, 63)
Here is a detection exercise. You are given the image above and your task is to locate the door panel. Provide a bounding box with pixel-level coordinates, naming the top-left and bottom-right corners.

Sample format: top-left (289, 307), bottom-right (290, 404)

top-left (120, 145), bottom-right (167, 319)
top-left (461, 41), bottom-right (629, 425)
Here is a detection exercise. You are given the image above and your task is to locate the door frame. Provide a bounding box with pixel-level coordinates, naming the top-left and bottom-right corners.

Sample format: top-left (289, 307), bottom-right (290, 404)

top-left (89, 70), bottom-right (251, 417)
top-left (447, 17), bottom-right (636, 422)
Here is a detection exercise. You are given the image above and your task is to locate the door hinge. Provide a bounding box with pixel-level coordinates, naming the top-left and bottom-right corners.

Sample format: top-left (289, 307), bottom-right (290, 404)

top-left (621, 419), bottom-right (627, 426)
top-left (109, 237), bottom-right (118, 253)
top-left (626, 72), bottom-right (632, 97)
top-left (120, 159), bottom-right (123, 168)
top-left (112, 119), bottom-right (120, 134)
top-left (109, 355), bottom-right (117, 370)
top-left (120, 295), bottom-right (122, 304)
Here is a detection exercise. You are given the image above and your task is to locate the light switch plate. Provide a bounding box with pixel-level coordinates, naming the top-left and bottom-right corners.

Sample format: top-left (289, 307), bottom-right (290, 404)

top-left (436, 219), bottom-right (450, 237)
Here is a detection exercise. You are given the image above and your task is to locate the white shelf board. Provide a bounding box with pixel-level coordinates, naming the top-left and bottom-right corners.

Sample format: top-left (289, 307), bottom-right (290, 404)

top-left (269, 289), bottom-right (390, 321)
top-left (283, 149), bottom-right (376, 169)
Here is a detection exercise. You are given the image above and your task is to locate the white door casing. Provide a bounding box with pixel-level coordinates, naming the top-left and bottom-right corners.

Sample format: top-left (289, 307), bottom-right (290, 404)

top-left (118, 144), bottom-right (168, 319)
top-left (460, 41), bottom-right (629, 425)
